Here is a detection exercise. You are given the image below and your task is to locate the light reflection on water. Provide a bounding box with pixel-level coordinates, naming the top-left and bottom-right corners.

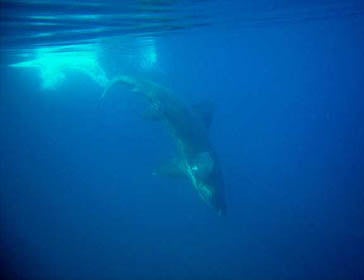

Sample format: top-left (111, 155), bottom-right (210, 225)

top-left (1, 0), bottom-right (363, 65)
top-left (1, 1), bottom-right (211, 52)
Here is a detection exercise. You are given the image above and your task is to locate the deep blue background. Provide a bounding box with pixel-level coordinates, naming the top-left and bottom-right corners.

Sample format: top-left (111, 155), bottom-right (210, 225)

top-left (1, 5), bottom-right (364, 280)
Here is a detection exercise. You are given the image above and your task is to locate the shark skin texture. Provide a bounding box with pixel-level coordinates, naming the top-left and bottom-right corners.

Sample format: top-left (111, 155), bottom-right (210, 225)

top-left (104, 76), bottom-right (227, 215)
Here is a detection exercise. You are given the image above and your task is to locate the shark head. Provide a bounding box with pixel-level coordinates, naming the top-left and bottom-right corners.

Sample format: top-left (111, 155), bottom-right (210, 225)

top-left (187, 152), bottom-right (227, 215)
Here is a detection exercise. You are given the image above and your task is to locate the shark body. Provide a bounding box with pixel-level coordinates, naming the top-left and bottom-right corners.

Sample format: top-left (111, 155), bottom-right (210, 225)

top-left (107, 76), bottom-right (227, 215)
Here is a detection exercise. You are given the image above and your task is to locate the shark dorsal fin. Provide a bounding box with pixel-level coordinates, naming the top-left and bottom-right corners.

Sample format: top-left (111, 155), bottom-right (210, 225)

top-left (192, 101), bottom-right (215, 129)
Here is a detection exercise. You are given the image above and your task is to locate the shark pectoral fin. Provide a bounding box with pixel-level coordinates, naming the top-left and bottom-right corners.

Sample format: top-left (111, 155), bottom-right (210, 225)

top-left (153, 159), bottom-right (185, 179)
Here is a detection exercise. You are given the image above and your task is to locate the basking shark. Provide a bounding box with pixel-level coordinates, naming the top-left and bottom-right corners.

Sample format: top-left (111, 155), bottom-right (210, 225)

top-left (104, 76), bottom-right (227, 215)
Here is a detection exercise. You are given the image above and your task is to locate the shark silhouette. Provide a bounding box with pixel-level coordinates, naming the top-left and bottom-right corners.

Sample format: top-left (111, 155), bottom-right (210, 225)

top-left (104, 76), bottom-right (227, 215)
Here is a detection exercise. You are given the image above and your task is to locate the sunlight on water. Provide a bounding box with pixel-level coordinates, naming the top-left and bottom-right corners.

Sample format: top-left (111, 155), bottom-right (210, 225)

top-left (2, 0), bottom-right (363, 90)
top-left (139, 39), bottom-right (158, 70)
top-left (10, 45), bottom-right (109, 90)
top-left (9, 38), bottom-right (159, 90)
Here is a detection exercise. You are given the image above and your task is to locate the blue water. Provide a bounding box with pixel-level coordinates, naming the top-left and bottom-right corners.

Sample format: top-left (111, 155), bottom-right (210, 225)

top-left (1, 1), bottom-right (364, 279)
